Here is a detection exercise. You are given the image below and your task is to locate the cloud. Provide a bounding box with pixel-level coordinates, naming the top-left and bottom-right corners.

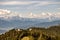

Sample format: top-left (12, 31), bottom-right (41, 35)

top-left (0, 9), bottom-right (11, 14)
top-left (28, 1), bottom-right (60, 9)
top-left (0, 1), bottom-right (35, 5)
top-left (57, 8), bottom-right (60, 9)
top-left (0, 9), bottom-right (23, 20)
top-left (0, 1), bottom-right (60, 6)
top-left (0, 9), bottom-right (60, 19)
top-left (39, 1), bottom-right (60, 5)
top-left (18, 12), bottom-right (60, 19)
top-left (26, 1), bottom-right (60, 10)
top-left (0, 0), bottom-right (59, 1)
top-left (0, 27), bottom-right (14, 31)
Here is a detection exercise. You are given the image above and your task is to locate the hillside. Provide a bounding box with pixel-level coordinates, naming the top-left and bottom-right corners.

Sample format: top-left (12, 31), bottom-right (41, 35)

top-left (0, 25), bottom-right (60, 40)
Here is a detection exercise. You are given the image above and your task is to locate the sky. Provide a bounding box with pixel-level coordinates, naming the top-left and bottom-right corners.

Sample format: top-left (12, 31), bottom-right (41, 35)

top-left (0, 0), bottom-right (60, 14)
top-left (0, 0), bottom-right (60, 32)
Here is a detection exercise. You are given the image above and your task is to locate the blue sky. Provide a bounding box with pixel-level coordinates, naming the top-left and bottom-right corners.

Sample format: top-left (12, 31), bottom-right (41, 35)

top-left (0, 0), bottom-right (60, 14)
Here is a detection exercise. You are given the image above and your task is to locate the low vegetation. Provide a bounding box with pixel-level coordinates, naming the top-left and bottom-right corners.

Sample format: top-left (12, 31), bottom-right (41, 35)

top-left (0, 25), bottom-right (60, 40)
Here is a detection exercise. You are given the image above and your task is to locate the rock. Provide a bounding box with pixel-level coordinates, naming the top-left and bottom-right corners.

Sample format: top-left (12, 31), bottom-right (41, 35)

top-left (21, 36), bottom-right (34, 40)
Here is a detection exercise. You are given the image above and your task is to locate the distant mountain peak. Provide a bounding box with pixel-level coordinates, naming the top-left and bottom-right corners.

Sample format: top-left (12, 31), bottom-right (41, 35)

top-left (0, 9), bottom-right (21, 20)
top-left (0, 9), bottom-right (11, 14)
top-left (0, 9), bottom-right (60, 21)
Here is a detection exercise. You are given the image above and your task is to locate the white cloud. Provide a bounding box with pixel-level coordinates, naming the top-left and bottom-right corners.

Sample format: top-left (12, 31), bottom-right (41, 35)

top-left (0, 9), bottom-right (11, 14)
top-left (0, 1), bottom-right (60, 5)
top-left (0, 9), bottom-right (60, 19)
top-left (57, 8), bottom-right (60, 10)
top-left (0, 1), bottom-right (35, 5)
top-left (20, 12), bottom-right (60, 19)
top-left (0, 27), bottom-right (14, 31)
top-left (26, 1), bottom-right (60, 10)
top-left (0, 9), bottom-right (22, 19)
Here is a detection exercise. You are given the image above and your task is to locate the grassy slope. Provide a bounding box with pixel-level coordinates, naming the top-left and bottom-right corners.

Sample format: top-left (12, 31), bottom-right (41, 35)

top-left (0, 25), bottom-right (60, 40)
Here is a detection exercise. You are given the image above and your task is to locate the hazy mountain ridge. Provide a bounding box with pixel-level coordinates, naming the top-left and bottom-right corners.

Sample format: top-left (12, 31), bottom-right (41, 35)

top-left (0, 9), bottom-right (60, 21)
top-left (0, 9), bottom-right (60, 34)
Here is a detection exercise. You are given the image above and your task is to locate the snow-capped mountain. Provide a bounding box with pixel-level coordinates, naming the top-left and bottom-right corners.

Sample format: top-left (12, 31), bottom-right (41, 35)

top-left (0, 9), bottom-right (60, 34)
top-left (0, 9), bottom-right (21, 20)
top-left (0, 9), bottom-right (60, 21)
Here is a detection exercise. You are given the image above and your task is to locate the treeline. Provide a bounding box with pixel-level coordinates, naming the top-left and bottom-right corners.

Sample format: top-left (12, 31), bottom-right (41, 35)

top-left (0, 25), bottom-right (60, 40)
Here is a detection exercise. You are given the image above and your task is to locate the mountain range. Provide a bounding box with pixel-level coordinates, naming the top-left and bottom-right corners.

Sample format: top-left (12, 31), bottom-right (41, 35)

top-left (0, 9), bottom-right (60, 34)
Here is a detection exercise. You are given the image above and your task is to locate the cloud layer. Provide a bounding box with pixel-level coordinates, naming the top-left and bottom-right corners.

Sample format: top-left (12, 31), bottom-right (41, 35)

top-left (0, 1), bottom-right (34, 5)
top-left (0, 9), bottom-right (60, 19)
top-left (0, 0), bottom-right (60, 13)
top-left (0, 1), bottom-right (60, 5)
